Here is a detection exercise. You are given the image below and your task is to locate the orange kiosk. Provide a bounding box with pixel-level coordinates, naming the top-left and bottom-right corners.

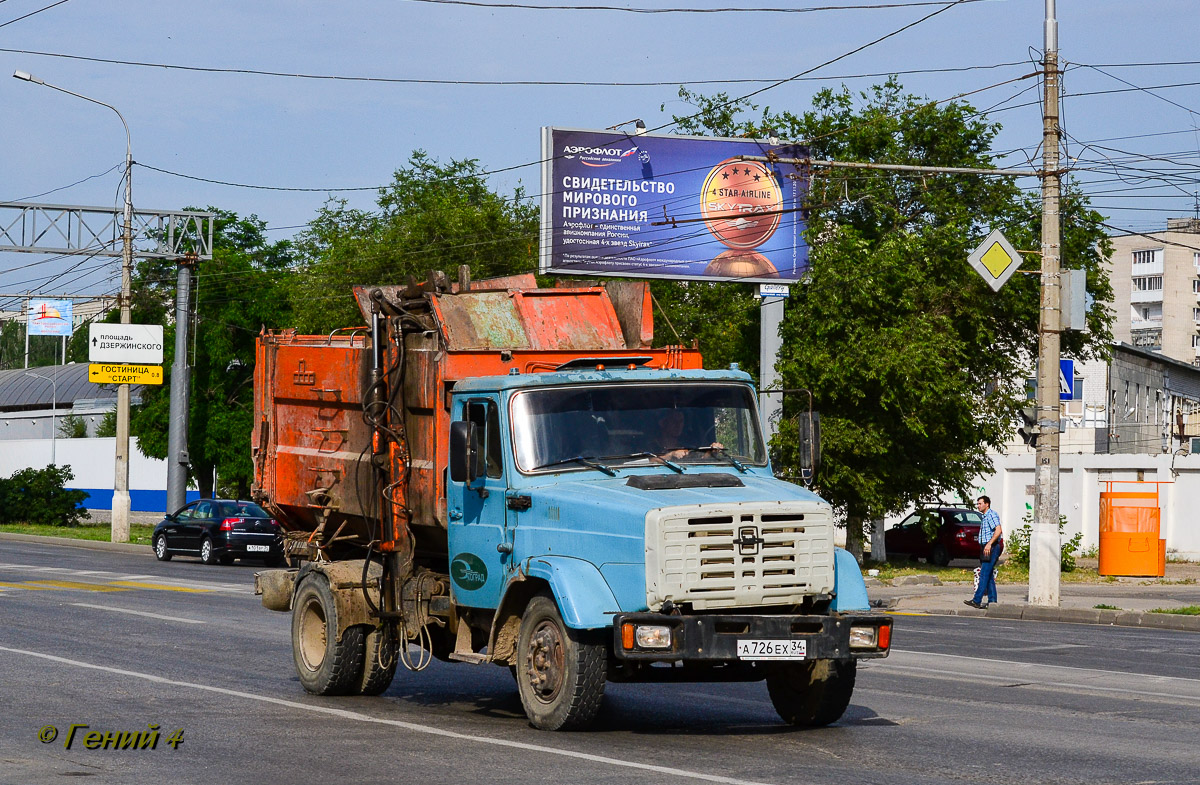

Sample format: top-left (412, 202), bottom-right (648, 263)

top-left (1097, 481), bottom-right (1167, 577)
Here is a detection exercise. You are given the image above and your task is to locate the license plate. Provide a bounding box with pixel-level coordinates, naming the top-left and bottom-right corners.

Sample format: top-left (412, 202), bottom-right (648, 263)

top-left (736, 639), bottom-right (807, 660)
top-left (246, 544), bottom-right (270, 552)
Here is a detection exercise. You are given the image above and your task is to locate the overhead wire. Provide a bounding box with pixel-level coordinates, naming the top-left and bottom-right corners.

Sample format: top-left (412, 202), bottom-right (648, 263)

top-left (0, 0), bottom-right (71, 30)
top-left (0, 44), bottom-right (1030, 88)
top-left (400, 0), bottom-right (988, 12)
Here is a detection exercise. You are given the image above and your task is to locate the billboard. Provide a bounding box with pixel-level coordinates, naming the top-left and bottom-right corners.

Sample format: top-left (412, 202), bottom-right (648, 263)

top-left (27, 298), bottom-right (73, 336)
top-left (540, 127), bottom-right (809, 283)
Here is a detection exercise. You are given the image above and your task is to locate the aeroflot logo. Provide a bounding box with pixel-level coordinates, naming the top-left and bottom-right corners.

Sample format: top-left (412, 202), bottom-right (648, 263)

top-left (563, 144), bottom-right (639, 168)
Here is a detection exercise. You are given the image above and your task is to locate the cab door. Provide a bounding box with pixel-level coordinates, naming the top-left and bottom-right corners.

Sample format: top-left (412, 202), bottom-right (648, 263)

top-left (446, 397), bottom-right (511, 610)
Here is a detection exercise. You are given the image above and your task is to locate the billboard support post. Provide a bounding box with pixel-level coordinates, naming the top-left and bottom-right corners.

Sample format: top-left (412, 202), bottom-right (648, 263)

top-left (759, 292), bottom-right (785, 446)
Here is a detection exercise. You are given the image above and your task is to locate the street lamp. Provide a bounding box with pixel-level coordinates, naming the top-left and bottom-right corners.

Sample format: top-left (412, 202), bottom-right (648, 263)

top-left (15, 69), bottom-right (135, 543)
top-left (23, 369), bottom-right (57, 466)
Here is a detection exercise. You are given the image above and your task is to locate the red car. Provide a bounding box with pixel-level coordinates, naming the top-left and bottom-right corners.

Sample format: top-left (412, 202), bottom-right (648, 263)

top-left (884, 506), bottom-right (982, 566)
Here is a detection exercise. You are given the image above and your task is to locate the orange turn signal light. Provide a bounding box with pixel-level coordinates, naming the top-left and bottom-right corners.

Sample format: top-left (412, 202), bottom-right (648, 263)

top-left (621, 623), bottom-right (635, 650)
top-left (878, 624), bottom-right (891, 650)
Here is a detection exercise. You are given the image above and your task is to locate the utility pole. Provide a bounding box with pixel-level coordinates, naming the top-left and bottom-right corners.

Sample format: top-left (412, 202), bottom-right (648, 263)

top-left (112, 137), bottom-right (134, 543)
top-left (1030, 0), bottom-right (1062, 606)
top-left (165, 255), bottom-right (194, 514)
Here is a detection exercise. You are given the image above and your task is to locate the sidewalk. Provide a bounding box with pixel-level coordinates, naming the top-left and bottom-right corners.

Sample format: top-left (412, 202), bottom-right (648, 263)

top-left (868, 565), bottom-right (1200, 632)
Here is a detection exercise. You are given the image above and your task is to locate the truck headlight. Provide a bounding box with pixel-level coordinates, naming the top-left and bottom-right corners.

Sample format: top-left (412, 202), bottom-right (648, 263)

top-left (625, 624), bottom-right (672, 649)
top-left (849, 624), bottom-right (890, 650)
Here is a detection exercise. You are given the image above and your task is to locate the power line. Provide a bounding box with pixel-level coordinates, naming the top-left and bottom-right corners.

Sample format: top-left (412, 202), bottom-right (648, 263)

top-left (654, 0), bottom-right (976, 138)
top-left (399, 0), bottom-right (986, 13)
top-left (0, 44), bottom-right (1027, 88)
top-left (1, 162), bottom-right (123, 204)
top-left (0, 0), bottom-right (71, 30)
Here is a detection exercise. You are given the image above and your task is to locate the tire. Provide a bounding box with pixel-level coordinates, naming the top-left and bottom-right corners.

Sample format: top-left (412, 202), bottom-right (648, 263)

top-left (199, 538), bottom-right (218, 566)
top-left (153, 534), bottom-right (172, 562)
top-left (291, 574), bottom-right (365, 696)
top-left (931, 543), bottom-right (950, 567)
top-left (515, 593), bottom-right (605, 731)
top-left (766, 659), bottom-right (857, 727)
top-left (355, 625), bottom-right (399, 696)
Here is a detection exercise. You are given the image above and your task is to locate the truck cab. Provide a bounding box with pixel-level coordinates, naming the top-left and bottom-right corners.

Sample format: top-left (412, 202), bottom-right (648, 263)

top-left (444, 367), bottom-right (888, 728)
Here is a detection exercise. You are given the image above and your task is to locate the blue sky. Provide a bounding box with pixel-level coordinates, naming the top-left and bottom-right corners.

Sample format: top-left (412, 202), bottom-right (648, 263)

top-left (2, 0), bottom-right (1198, 301)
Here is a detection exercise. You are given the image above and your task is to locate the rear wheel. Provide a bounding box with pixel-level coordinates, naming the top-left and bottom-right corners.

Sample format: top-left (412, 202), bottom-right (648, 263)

top-left (292, 574), bottom-right (365, 696)
top-left (199, 538), bottom-right (218, 566)
top-left (515, 593), bottom-right (605, 730)
top-left (355, 624), bottom-right (399, 696)
top-left (153, 534), bottom-right (172, 562)
top-left (931, 543), bottom-right (950, 567)
top-left (766, 659), bottom-right (857, 727)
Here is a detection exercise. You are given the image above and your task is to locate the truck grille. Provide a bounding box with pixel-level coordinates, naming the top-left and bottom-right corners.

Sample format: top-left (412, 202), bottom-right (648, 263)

top-left (645, 503), bottom-right (835, 610)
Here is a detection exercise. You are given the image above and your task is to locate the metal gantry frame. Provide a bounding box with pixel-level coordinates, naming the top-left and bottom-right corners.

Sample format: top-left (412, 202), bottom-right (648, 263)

top-left (0, 201), bottom-right (215, 259)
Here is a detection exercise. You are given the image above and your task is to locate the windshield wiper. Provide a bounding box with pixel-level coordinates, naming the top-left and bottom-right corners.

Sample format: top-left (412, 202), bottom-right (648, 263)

top-left (531, 455), bottom-right (617, 476)
top-left (673, 445), bottom-right (749, 473)
top-left (601, 452), bottom-right (684, 474)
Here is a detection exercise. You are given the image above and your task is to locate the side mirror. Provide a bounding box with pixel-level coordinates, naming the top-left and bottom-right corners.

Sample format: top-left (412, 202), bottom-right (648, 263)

top-left (798, 411), bottom-right (821, 485)
top-left (450, 421), bottom-right (482, 483)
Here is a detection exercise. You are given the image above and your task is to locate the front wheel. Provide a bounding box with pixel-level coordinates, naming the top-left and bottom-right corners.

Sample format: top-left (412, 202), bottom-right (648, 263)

top-left (515, 594), bottom-right (605, 731)
top-left (766, 659), bottom-right (857, 727)
top-left (153, 534), bottom-right (172, 562)
top-left (291, 574), bottom-right (365, 696)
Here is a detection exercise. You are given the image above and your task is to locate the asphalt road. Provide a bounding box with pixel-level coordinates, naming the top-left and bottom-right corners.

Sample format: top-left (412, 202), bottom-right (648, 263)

top-left (2, 539), bottom-right (1199, 785)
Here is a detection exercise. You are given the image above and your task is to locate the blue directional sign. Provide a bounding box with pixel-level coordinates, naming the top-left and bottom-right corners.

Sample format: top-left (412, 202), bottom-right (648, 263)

top-left (1059, 359), bottom-right (1074, 401)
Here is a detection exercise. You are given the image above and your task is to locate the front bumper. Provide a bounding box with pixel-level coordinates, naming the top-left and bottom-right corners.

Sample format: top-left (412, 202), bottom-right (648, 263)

top-left (612, 612), bottom-right (891, 662)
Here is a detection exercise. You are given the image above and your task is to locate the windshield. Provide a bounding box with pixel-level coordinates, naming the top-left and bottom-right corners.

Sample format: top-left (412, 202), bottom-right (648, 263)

top-left (511, 382), bottom-right (766, 474)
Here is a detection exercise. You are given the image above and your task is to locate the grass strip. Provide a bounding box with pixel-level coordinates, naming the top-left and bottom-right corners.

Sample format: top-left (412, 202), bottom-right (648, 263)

top-left (0, 523), bottom-right (155, 546)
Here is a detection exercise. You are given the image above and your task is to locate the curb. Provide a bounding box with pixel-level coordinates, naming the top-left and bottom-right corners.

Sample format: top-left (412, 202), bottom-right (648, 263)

top-left (890, 603), bottom-right (1200, 632)
top-left (0, 531), bottom-right (152, 556)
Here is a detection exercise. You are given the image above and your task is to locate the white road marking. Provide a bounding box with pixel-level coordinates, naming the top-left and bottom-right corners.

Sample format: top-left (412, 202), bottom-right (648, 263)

top-left (880, 649), bottom-right (1200, 703)
top-left (0, 645), bottom-right (776, 785)
top-left (69, 603), bottom-right (205, 624)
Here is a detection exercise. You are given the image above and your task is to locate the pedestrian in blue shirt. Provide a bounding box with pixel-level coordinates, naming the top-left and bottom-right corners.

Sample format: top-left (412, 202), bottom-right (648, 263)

top-left (965, 495), bottom-right (1003, 609)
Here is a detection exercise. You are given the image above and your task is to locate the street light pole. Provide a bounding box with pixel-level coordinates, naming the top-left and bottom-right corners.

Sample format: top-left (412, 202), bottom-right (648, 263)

top-left (14, 69), bottom-right (134, 542)
top-left (23, 369), bottom-right (57, 466)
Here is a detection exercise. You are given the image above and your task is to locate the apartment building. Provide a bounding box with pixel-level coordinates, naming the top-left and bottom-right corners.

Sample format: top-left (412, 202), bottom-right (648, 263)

top-left (1108, 217), bottom-right (1200, 365)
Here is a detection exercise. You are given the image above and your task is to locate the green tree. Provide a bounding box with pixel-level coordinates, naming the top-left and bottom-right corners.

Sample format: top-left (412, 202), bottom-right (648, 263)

top-left (130, 210), bottom-right (294, 499)
top-left (57, 414), bottom-right (89, 438)
top-left (290, 151), bottom-right (539, 332)
top-left (96, 409), bottom-right (116, 438)
top-left (670, 80), bottom-right (1113, 556)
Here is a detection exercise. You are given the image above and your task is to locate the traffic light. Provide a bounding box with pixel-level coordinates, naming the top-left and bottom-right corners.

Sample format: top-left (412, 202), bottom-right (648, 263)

top-left (1018, 405), bottom-right (1039, 447)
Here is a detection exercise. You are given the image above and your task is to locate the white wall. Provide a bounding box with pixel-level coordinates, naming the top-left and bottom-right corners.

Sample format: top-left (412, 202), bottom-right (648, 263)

top-left (0, 437), bottom-right (177, 513)
top-left (973, 452), bottom-right (1200, 560)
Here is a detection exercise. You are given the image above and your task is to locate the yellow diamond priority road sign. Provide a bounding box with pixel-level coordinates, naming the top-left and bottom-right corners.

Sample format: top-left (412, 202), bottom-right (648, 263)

top-left (967, 228), bottom-right (1023, 292)
top-left (89, 363), bottom-right (163, 385)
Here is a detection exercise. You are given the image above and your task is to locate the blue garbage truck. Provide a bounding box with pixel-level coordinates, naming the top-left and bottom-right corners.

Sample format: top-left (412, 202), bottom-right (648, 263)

top-left (252, 273), bottom-right (891, 730)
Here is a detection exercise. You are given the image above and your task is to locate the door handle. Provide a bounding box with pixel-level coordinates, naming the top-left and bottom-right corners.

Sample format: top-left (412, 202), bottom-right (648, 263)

top-left (449, 508), bottom-right (463, 521)
top-left (496, 542), bottom-right (513, 554)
